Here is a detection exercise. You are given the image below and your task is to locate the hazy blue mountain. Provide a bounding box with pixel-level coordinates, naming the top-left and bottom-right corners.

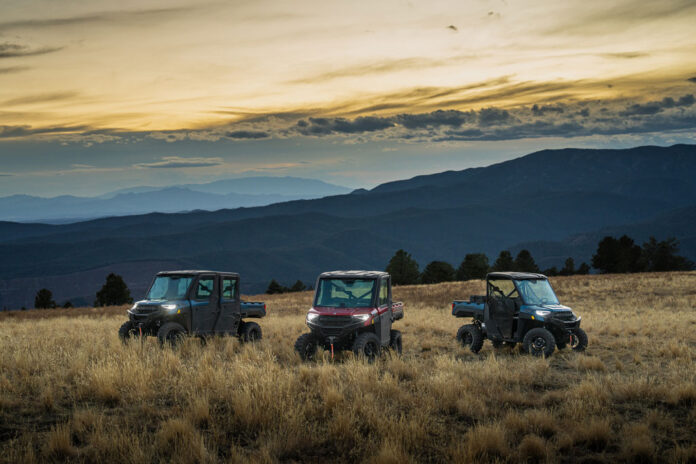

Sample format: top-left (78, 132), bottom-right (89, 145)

top-left (0, 144), bottom-right (694, 309)
top-left (0, 177), bottom-right (352, 222)
top-left (100, 176), bottom-right (351, 198)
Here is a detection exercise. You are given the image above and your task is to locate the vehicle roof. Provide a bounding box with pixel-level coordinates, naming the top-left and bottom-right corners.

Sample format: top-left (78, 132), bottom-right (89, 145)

top-left (487, 271), bottom-right (547, 280)
top-left (157, 270), bottom-right (240, 277)
top-left (318, 270), bottom-right (389, 279)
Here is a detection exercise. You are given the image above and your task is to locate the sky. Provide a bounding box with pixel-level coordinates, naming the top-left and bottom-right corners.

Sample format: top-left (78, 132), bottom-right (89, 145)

top-left (0, 0), bottom-right (695, 196)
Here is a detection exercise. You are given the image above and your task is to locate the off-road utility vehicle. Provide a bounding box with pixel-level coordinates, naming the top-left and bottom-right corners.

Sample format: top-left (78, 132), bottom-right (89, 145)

top-left (118, 270), bottom-right (266, 346)
top-left (452, 272), bottom-right (587, 357)
top-left (295, 271), bottom-right (404, 361)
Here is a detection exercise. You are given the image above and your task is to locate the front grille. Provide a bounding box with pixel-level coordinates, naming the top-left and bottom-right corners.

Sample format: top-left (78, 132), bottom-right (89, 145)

top-left (318, 315), bottom-right (353, 326)
top-left (552, 312), bottom-right (576, 321)
top-left (136, 305), bottom-right (159, 314)
top-left (321, 327), bottom-right (345, 337)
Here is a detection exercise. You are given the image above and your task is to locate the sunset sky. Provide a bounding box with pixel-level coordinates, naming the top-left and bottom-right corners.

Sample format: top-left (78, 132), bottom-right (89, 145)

top-left (1, 0), bottom-right (695, 196)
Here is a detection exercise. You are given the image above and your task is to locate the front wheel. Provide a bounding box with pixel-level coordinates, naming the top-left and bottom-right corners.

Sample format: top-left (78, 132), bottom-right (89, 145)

top-left (294, 333), bottom-right (318, 361)
top-left (352, 333), bottom-right (381, 362)
top-left (456, 324), bottom-right (484, 353)
top-left (522, 328), bottom-right (556, 357)
top-left (570, 327), bottom-right (588, 352)
top-left (118, 321), bottom-right (137, 343)
top-left (157, 322), bottom-right (186, 348)
top-left (239, 321), bottom-right (262, 343)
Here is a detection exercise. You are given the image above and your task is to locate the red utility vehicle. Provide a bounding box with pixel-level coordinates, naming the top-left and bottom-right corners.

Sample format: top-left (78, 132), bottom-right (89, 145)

top-left (294, 270), bottom-right (404, 361)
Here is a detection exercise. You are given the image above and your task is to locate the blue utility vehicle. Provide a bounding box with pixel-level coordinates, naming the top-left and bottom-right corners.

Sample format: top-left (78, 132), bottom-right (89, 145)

top-left (453, 272), bottom-right (587, 357)
top-left (119, 270), bottom-right (265, 346)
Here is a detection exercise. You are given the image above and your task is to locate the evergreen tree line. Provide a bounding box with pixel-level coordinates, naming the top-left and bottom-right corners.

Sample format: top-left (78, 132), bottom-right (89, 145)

top-left (266, 279), bottom-right (310, 295)
top-left (385, 235), bottom-right (692, 286)
top-left (32, 273), bottom-right (133, 310)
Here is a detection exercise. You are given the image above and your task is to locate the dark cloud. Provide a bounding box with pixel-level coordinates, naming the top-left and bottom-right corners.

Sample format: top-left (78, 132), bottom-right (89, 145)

top-left (395, 110), bottom-right (475, 129)
top-left (0, 42), bottom-right (63, 58)
top-left (478, 107), bottom-right (513, 126)
top-left (447, 25), bottom-right (458, 32)
top-left (0, 124), bottom-right (89, 138)
top-left (225, 130), bottom-right (270, 139)
top-left (532, 104), bottom-right (565, 116)
top-left (135, 156), bottom-right (223, 169)
top-left (0, 66), bottom-right (29, 74)
top-left (2, 92), bottom-right (79, 106)
top-left (622, 94), bottom-right (695, 116)
top-left (296, 116), bottom-right (394, 135)
top-left (677, 94), bottom-right (695, 106)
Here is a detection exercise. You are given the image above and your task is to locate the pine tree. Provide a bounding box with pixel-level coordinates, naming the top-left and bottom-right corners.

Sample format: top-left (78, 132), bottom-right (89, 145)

top-left (266, 279), bottom-right (286, 294)
top-left (560, 257), bottom-right (575, 276)
top-left (420, 261), bottom-right (456, 284)
top-left (492, 250), bottom-right (515, 271)
top-left (34, 288), bottom-right (56, 309)
top-left (385, 249), bottom-right (420, 285)
top-left (95, 273), bottom-right (133, 306)
top-left (456, 253), bottom-right (489, 280)
top-left (513, 250), bottom-right (540, 273)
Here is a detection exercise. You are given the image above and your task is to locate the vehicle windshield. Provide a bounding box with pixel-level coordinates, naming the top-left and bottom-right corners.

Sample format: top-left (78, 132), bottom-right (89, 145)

top-left (516, 279), bottom-right (559, 305)
top-left (146, 275), bottom-right (194, 301)
top-left (315, 278), bottom-right (376, 308)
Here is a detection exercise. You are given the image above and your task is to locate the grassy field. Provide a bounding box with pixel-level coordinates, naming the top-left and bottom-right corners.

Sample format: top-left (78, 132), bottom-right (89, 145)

top-left (1, 272), bottom-right (695, 463)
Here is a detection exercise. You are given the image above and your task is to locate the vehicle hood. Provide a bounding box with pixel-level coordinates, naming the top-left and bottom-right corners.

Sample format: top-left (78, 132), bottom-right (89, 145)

top-left (524, 303), bottom-right (572, 312)
top-left (311, 306), bottom-right (377, 316)
top-left (133, 299), bottom-right (187, 307)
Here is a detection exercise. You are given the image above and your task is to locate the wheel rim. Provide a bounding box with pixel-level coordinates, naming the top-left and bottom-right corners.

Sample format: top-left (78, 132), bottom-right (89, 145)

top-left (531, 336), bottom-right (547, 353)
top-left (570, 334), bottom-right (579, 349)
top-left (364, 341), bottom-right (377, 358)
top-left (303, 342), bottom-right (315, 359)
top-left (462, 332), bottom-right (473, 346)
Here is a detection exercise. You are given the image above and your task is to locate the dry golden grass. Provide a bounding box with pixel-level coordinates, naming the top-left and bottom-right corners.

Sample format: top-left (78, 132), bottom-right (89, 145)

top-left (0, 272), bottom-right (695, 463)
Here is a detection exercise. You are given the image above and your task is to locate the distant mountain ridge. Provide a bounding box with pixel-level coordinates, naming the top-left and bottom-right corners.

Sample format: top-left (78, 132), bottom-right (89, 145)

top-left (0, 144), bottom-right (694, 309)
top-left (0, 176), bottom-right (352, 223)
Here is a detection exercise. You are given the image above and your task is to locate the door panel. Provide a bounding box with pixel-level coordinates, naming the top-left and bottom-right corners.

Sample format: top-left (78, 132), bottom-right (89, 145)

top-left (219, 276), bottom-right (241, 334)
top-left (378, 278), bottom-right (391, 344)
top-left (191, 275), bottom-right (218, 334)
top-left (489, 297), bottom-right (515, 339)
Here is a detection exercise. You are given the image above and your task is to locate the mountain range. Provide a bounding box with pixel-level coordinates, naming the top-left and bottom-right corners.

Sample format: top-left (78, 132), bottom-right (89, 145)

top-left (0, 176), bottom-right (352, 223)
top-left (0, 144), bottom-right (694, 310)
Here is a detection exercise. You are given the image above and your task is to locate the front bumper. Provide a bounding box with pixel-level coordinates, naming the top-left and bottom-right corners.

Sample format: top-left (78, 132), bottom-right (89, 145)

top-left (547, 314), bottom-right (581, 332)
top-left (307, 316), bottom-right (366, 344)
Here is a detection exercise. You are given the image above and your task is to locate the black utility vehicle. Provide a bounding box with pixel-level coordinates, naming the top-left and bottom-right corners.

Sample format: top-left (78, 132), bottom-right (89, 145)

top-left (119, 270), bottom-right (266, 346)
top-left (295, 271), bottom-right (404, 361)
top-left (452, 272), bottom-right (587, 357)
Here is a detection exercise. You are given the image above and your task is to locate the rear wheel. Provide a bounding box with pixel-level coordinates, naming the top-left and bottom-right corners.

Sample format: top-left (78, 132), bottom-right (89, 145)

top-left (522, 328), bottom-right (556, 357)
top-left (389, 330), bottom-right (402, 355)
top-left (239, 321), bottom-right (262, 343)
top-left (118, 321), bottom-right (137, 343)
top-left (294, 333), bottom-right (318, 361)
top-left (157, 322), bottom-right (186, 348)
top-left (352, 333), bottom-right (381, 362)
top-left (456, 324), bottom-right (484, 353)
top-left (570, 327), bottom-right (588, 352)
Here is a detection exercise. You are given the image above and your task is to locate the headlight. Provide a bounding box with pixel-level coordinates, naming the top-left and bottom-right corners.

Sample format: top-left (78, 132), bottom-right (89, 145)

top-left (535, 310), bottom-right (551, 317)
top-left (306, 312), bottom-right (319, 323)
top-left (352, 314), bottom-right (371, 322)
top-left (162, 304), bottom-right (177, 311)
